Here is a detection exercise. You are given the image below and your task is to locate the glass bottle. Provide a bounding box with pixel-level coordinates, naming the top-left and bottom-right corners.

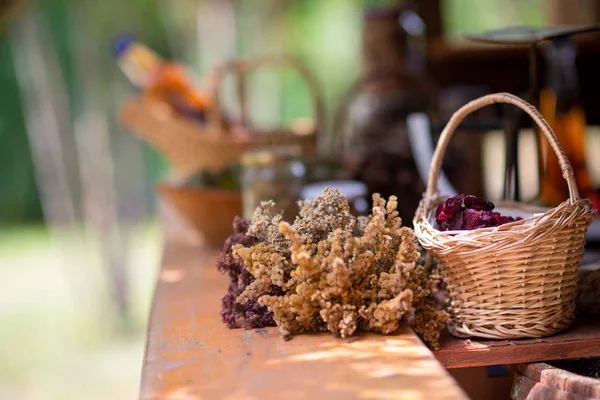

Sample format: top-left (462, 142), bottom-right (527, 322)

top-left (113, 35), bottom-right (211, 120)
top-left (342, 5), bottom-right (433, 225)
top-left (538, 39), bottom-right (594, 207)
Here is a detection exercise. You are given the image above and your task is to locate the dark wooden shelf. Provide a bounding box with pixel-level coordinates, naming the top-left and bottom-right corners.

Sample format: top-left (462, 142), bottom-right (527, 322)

top-left (426, 34), bottom-right (600, 125)
top-left (435, 318), bottom-right (600, 369)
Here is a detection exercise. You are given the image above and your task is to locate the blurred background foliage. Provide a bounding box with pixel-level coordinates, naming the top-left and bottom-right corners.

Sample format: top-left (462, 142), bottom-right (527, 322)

top-left (0, 0), bottom-right (545, 224)
top-left (444, 0), bottom-right (544, 37)
top-left (0, 0), bottom-right (545, 399)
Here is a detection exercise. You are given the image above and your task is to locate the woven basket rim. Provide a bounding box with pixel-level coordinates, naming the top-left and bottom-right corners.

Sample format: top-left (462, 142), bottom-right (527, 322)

top-left (414, 92), bottom-right (596, 245)
top-left (122, 98), bottom-right (318, 142)
top-left (414, 196), bottom-right (594, 242)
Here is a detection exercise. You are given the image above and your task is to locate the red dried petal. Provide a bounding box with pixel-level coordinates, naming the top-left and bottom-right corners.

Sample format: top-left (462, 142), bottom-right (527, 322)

top-left (463, 209), bottom-right (496, 230)
top-left (434, 194), bottom-right (522, 231)
top-left (435, 195), bottom-right (465, 222)
top-left (447, 210), bottom-right (464, 230)
top-left (463, 195), bottom-right (495, 211)
top-left (494, 215), bottom-right (511, 225)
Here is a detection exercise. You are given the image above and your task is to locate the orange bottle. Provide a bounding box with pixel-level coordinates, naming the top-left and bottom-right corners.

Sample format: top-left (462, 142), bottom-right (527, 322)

top-left (113, 35), bottom-right (211, 119)
top-left (538, 39), bottom-right (598, 209)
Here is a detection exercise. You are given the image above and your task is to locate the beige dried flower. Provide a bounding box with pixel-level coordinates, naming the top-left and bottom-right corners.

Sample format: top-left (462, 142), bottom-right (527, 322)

top-left (247, 201), bottom-right (290, 255)
top-left (293, 188), bottom-right (355, 243)
top-left (234, 188), bottom-right (448, 348)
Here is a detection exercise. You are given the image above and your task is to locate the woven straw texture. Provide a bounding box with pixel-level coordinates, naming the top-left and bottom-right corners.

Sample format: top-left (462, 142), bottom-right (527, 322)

top-left (121, 56), bottom-right (324, 177)
top-left (414, 92), bottom-right (595, 339)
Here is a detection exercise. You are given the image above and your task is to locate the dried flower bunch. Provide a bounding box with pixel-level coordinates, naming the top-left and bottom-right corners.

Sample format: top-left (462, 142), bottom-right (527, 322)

top-left (216, 217), bottom-right (276, 329)
top-left (219, 188), bottom-right (448, 349)
top-left (435, 194), bottom-right (522, 231)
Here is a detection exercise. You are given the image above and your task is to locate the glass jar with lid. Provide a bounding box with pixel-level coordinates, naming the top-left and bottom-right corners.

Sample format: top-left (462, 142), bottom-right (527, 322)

top-left (240, 146), bottom-right (306, 220)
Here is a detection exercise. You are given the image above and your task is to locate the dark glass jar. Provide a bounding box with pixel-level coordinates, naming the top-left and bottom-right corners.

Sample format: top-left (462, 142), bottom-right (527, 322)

top-left (338, 6), bottom-right (433, 225)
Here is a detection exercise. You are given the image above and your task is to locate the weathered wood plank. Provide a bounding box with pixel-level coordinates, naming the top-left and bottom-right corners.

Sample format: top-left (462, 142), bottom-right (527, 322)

top-left (435, 319), bottom-right (600, 369)
top-left (140, 240), bottom-right (468, 399)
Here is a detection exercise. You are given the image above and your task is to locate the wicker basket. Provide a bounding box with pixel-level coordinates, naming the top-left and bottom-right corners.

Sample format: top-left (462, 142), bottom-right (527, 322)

top-left (413, 93), bottom-right (595, 339)
top-left (120, 56), bottom-right (324, 177)
top-left (157, 183), bottom-right (242, 247)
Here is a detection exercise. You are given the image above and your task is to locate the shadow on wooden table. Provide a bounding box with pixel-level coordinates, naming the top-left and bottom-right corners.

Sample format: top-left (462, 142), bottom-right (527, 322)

top-left (140, 238), bottom-right (468, 400)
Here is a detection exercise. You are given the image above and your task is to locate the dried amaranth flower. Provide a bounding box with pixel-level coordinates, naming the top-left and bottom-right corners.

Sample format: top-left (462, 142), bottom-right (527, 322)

top-left (216, 217), bottom-right (275, 329)
top-left (233, 188), bottom-right (448, 349)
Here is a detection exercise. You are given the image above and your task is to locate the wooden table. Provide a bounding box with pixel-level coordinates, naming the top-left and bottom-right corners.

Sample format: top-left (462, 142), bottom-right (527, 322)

top-left (140, 215), bottom-right (600, 400)
top-left (139, 237), bottom-right (468, 399)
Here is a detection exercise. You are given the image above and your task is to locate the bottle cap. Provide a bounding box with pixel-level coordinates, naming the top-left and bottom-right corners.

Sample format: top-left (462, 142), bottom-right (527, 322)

top-left (113, 34), bottom-right (135, 58)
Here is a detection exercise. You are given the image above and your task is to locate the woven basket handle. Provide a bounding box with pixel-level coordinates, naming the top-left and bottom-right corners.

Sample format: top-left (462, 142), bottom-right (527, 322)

top-left (206, 56), bottom-right (325, 136)
top-left (426, 92), bottom-right (580, 203)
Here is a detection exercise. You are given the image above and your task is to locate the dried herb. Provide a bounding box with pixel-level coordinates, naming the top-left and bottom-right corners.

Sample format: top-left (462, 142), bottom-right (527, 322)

top-left (232, 188), bottom-right (448, 349)
top-left (216, 217), bottom-right (275, 329)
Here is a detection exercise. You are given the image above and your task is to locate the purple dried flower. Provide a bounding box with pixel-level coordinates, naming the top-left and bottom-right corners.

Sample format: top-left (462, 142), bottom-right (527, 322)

top-left (435, 194), bottom-right (522, 231)
top-left (435, 194), bottom-right (465, 222)
top-left (462, 209), bottom-right (500, 230)
top-left (220, 290), bottom-right (245, 329)
top-left (243, 299), bottom-right (276, 328)
top-left (494, 215), bottom-right (512, 225)
top-left (217, 216), bottom-right (276, 329)
top-left (463, 195), bottom-right (494, 211)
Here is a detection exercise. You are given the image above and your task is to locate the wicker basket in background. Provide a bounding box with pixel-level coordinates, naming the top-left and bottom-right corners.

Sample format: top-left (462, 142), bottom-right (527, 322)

top-left (414, 93), bottom-right (595, 339)
top-left (120, 56), bottom-right (325, 177)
